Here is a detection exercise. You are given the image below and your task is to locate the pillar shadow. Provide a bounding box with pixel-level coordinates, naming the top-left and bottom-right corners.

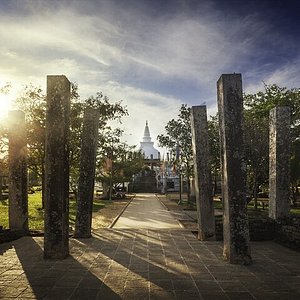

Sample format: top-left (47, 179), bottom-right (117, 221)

top-left (85, 229), bottom-right (203, 297)
top-left (0, 236), bottom-right (121, 299)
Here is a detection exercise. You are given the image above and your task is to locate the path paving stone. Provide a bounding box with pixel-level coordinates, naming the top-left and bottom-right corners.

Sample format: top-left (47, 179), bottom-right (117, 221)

top-left (1, 194), bottom-right (300, 299)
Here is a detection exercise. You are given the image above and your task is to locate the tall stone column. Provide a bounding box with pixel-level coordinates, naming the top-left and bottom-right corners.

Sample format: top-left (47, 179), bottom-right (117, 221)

top-left (269, 106), bottom-right (291, 220)
top-left (8, 110), bottom-right (28, 233)
top-left (191, 105), bottom-right (215, 240)
top-left (74, 107), bottom-right (100, 238)
top-left (217, 74), bottom-right (251, 265)
top-left (44, 75), bottom-right (70, 259)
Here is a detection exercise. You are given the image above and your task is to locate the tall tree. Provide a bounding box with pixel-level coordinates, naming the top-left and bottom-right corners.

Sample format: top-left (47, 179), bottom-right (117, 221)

top-left (96, 127), bottom-right (144, 199)
top-left (244, 84), bottom-right (300, 206)
top-left (15, 84), bottom-right (46, 203)
top-left (14, 84), bottom-right (128, 205)
top-left (157, 104), bottom-right (193, 201)
top-left (207, 115), bottom-right (221, 196)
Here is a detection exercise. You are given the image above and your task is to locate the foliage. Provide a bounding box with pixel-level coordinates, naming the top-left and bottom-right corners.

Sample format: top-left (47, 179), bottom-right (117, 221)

top-left (96, 127), bottom-right (144, 198)
top-left (157, 104), bottom-right (193, 198)
top-left (244, 84), bottom-right (300, 205)
top-left (69, 91), bottom-right (128, 194)
top-left (207, 115), bottom-right (221, 193)
top-left (244, 84), bottom-right (300, 141)
top-left (243, 110), bottom-right (269, 207)
top-left (11, 84), bottom-right (128, 198)
top-left (0, 82), bottom-right (11, 156)
top-left (15, 84), bottom-right (46, 185)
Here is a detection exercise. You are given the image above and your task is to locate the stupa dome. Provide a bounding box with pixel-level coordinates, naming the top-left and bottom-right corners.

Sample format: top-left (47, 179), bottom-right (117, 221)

top-left (140, 121), bottom-right (160, 159)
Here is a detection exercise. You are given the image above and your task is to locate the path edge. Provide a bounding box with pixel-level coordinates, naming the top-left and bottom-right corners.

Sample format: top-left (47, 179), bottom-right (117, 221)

top-left (155, 194), bottom-right (185, 228)
top-left (108, 195), bottom-right (135, 228)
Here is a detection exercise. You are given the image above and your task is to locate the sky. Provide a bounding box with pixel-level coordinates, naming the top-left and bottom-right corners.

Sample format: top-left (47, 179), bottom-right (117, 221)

top-left (0, 0), bottom-right (299, 153)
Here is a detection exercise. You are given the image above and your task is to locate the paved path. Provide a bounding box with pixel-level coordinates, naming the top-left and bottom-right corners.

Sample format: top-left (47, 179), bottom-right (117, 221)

top-left (1, 230), bottom-right (300, 299)
top-left (113, 193), bottom-right (182, 229)
top-left (1, 194), bottom-right (300, 299)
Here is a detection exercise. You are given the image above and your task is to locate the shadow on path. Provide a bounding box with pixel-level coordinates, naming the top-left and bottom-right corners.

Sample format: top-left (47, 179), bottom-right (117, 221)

top-left (0, 236), bottom-right (121, 299)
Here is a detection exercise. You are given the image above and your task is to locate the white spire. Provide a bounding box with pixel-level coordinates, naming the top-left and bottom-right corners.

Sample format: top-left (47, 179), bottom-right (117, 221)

top-left (140, 120), bottom-right (160, 159)
top-left (143, 120), bottom-right (151, 142)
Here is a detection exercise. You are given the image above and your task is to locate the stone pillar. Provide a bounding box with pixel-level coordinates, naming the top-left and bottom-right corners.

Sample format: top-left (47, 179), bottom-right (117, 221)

top-left (44, 75), bottom-right (70, 259)
top-left (191, 105), bottom-right (215, 240)
top-left (217, 74), bottom-right (251, 265)
top-left (74, 107), bottom-right (100, 238)
top-left (8, 110), bottom-right (28, 233)
top-left (269, 106), bottom-right (291, 220)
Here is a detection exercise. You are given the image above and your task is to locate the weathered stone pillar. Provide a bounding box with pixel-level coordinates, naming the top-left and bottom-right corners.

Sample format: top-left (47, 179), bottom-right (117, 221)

top-left (191, 105), bottom-right (215, 240)
top-left (44, 75), bottom-right (70, 259)
top-left (74, 107), bottom-right (100, 238)
top-left (8, 110), bottom-right (28, 233)
top-left (217, 74), bottom-right (251, 265)
top-left (269, 106), bottom-right (291, 220)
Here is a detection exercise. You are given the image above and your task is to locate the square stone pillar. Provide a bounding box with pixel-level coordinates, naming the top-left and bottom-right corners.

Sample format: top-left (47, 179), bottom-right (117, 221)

top-left (74, 107), bottom-right (100, 238)
top-left (217, 74), bottom-right (251, 265)
top-left (191, 105), bottom-right (215, 240)
top-left (269, 106), bottom-right (291, 220)
top-left (44, 75), bottom-right (70, 259)
top-left (8, 110), bottom-right (28, 233)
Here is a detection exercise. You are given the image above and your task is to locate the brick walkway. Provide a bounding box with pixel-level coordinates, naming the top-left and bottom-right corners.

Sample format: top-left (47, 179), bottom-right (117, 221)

top-left (0, 194), bottom-right (300, 299)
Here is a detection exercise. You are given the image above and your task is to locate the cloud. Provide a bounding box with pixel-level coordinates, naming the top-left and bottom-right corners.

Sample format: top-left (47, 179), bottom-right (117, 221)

top-left (0, 0), bottom-right (299, 149)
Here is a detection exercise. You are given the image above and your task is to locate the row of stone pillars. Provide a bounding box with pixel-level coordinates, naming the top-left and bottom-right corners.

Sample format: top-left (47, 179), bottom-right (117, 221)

top-left (191, 73), bottom-right (291, 264)
top-left (8, 75), bottom-right (100, 259)
top-left (7, 73), bottom-right (291, 262)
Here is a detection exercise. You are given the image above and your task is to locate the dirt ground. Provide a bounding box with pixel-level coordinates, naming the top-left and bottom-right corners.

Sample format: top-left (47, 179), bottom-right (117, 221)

top-left (91, 198), bottom-right (132, 229)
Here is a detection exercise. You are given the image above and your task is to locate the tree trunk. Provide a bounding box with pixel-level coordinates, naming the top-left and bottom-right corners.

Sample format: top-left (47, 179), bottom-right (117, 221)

top-left (187, 178), bottom-right (191, 204)
top-left (41, 160), bottom-right (45, 209)
top-left (253, 171), bottom-right (258, 210)
top-left (102, 181), bottom-right (109, 199)
top-left (291, 185), bottom-right (297, 207)
top-left (212, 174), bottom-right (217, 196)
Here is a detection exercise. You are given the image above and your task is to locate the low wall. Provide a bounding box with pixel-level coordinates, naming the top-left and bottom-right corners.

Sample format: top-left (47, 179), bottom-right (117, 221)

top-left (215, 216), bottom-right (275, 241)
top-left (215, 214), bottom-right (300, 252)
top-left (275, 215), bottom-right (300, 252)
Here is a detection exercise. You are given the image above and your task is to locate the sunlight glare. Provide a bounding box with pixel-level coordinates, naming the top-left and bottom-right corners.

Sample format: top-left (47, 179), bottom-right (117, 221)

top-left (0, 93), bottom-right (13, 121)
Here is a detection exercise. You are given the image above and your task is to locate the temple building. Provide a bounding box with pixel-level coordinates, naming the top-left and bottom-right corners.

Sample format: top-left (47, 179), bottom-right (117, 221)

top-left (130, 120), bottom-right (182, 193)
top-left (140, 121), bottom-right (160, 160)
top-left (131, 121), bottom-right (161, 192)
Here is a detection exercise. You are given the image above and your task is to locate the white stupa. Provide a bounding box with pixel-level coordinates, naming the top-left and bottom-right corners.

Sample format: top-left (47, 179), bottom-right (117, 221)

top-left (140, 121), bottom-right (160, 159)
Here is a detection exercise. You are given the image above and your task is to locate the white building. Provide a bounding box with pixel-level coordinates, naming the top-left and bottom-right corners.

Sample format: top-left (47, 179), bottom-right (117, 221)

top-left (140, 121), bottom-right (160, 160)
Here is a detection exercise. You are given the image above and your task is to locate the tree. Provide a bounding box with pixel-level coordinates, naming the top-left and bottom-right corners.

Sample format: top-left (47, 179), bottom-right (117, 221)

top-left (244, 84), bottom-right (300, 206)
top-left (243, 110), bottom-right (269, 208)
top-left (0, 82), bottom-right (11, 156)
top-left (14, 84), bottom-right (128, 205)
top-left (16, 85), bottom-right (46, 198)
top-left (157, 104), bottom-right (193, 202)
top-left (207, 115), bottom-right (221, 195)
top-left (96, 127), bottom-right (144, 199)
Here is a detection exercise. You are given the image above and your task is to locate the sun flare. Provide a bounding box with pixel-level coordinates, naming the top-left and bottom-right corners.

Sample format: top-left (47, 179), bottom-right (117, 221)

top-left (0, 93), bottom-right (14, 121)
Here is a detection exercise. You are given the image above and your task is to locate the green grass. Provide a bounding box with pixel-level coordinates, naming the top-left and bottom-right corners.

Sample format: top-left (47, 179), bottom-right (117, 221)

top-left (0, 191), bottom-right (107, 231)
top-left (290, 208), bottom-right (300, 215)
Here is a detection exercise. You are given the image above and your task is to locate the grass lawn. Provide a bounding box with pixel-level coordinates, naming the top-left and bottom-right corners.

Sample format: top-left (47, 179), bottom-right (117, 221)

top-left (165, 192), bottom-right (300, 215)
top-left (0, 191), bottom-right (106, 231)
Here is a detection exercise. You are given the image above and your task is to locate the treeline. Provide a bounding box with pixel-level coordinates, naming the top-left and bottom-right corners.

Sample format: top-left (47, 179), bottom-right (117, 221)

top-left (0, 83), bottom-right (145, 203)
top-left (157, 84), bottom-right (300, 207)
